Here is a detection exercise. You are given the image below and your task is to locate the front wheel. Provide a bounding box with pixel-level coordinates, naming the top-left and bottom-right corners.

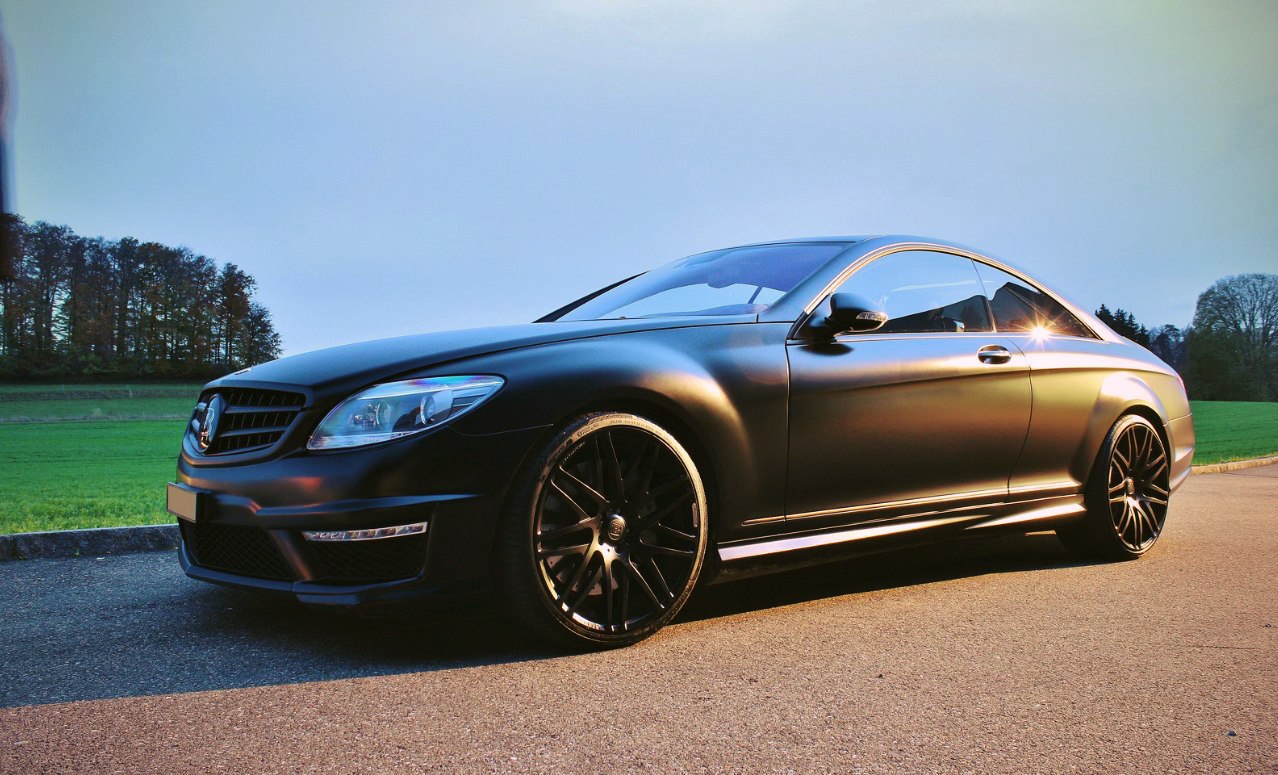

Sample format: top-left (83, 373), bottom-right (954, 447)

top-left (495, 412), bottom-right (709, 649)
top-left (1056, 413), bottom-right (1171, 561)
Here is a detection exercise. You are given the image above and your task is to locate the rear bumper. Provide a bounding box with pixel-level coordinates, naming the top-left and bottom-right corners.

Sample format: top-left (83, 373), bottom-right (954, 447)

top-left (1167, 413), bottom-right (1195, 492)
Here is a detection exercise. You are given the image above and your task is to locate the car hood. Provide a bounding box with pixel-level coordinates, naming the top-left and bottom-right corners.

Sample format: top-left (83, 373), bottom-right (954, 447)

top-left (207, 316), bottom-right (751, 399)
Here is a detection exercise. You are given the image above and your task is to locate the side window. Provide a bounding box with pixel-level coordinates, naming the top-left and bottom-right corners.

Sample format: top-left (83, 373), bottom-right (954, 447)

top-left (973, 263), bottom-right (1095, 338)
top-left (834, 250), bottom-right (991, 334)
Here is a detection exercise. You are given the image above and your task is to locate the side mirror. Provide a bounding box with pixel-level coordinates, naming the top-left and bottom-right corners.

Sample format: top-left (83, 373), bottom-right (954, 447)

top-left (812, 292), bottom-right (888, 336)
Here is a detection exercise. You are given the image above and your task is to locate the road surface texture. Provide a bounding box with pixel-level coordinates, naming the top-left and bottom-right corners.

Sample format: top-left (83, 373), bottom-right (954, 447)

top-left (2, 465), bottom-right (1275, 774)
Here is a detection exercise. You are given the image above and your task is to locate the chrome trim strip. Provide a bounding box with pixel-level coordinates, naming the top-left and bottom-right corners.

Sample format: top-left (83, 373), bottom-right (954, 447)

top-left (789, 240), bottom-right (1105, 342)
top-left (719, 515), bottom-right (976, 562)
top-left (786, 487), bottom-right (1007, 522)
top-left (1008, 481), bottom-right (1078, 496)
top-left (301, 521), bottom-right (429, 542)
top-left (741, 515), bottom-right (786, 526)
top-left (742, 484), bottom-right (1081, 530)
top-left (964, 502), bottom-right (1084, 529)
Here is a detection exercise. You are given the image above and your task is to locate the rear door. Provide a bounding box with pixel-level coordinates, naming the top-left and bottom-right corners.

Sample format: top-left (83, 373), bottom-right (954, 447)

top-left (785, 249), bottom-right (1032, 528)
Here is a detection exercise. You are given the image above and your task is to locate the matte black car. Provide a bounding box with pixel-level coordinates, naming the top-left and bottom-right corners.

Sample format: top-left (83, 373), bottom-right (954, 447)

top-left (168, 235), bottom-right (1195, 647)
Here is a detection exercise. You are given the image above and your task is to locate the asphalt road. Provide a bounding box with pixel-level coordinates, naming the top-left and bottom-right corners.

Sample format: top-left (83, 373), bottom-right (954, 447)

top-left (2, 466), bottom-right (1276, 774)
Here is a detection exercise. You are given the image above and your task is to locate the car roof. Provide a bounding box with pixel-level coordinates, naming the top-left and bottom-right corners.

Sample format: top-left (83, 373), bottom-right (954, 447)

top-left (728, 235), bottom-right (879, 248)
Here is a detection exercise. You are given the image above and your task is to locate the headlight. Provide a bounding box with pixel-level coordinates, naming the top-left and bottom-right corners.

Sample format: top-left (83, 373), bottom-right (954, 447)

top-left (307, 375), bottom-right (504, 450)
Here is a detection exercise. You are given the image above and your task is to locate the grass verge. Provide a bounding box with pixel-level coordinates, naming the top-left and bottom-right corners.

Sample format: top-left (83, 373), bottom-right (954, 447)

top-left (0, 420), bottom-right (184, 534)
top-left (1188, 400), bottom-right (1278, 465)
top-left (0, 386), bottom-right (1273, 535)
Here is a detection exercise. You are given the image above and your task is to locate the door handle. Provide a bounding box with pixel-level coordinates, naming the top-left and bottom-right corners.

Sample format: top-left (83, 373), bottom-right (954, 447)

top-left (978, 345), bottom-right (1012, 364)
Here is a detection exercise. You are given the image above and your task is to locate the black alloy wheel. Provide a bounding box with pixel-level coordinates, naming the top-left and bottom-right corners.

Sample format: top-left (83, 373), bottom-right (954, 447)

top-left (1056, 414), bottom-right (1171, 560)
top-left (496, 412), bottom-right (709, 648)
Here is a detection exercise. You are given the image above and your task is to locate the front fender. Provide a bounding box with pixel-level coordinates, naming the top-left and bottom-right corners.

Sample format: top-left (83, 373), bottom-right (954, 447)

top-left (438, 322), bottom-right (793, 539)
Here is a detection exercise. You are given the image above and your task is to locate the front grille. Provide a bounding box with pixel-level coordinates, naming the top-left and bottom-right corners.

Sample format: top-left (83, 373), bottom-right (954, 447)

top-left (180, 521), bottom-right (294, 581)
top-left (307, 534), bottom-right (429, 583)
top-left (201, 388), bottom-right (306, 455)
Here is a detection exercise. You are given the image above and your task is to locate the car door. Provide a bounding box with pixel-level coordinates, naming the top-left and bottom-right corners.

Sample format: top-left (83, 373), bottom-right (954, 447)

top-left (785, 249), bottom-right (1032, 529)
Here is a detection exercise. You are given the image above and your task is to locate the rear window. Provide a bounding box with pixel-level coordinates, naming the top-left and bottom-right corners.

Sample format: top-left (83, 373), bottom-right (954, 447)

top-left (974, 263), bottom-right (1095, 338)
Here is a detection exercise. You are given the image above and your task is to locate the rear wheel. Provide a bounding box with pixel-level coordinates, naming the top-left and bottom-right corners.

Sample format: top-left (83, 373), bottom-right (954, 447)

top-left (495, 412), bottom-right (709, 648)
top-left (1056, 414), bottom-right (1171, 561)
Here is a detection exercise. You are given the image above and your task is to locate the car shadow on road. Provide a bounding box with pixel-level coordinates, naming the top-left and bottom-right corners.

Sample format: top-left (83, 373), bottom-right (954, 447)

top-left (683, 531), bottom-right (1079, 621)
top-left (2, 531), bottom-right (1086, 707)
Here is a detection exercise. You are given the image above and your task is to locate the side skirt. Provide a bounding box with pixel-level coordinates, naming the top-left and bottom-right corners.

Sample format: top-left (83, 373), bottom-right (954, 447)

top-left (710, 495), bottom-right (1084, 583)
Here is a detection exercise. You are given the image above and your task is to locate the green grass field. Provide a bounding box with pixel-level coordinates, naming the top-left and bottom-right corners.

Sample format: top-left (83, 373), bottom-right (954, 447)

top-left (1187, 400), bottom-right (1278, 465)
top-left (0, 385), bottom-right (199, 535)
top-left (0, 386), bottom-right (1274, 535)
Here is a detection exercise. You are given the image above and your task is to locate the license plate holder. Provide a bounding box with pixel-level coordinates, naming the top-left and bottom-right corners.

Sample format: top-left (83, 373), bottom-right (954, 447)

top-left (166, 482), bottom-right (202, 523)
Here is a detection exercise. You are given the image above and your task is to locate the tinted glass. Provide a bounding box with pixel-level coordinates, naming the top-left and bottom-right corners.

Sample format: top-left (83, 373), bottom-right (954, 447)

top-left (558, 243), bottom-right (845, 321)
top-left (835, 250), bottom-right (991, 333)
top-left (973, 263), bottom-right (1094, 338)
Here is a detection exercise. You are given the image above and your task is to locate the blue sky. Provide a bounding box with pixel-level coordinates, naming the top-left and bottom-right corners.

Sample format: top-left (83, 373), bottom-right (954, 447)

top-left (2, 0), bottom-right (1275, 355)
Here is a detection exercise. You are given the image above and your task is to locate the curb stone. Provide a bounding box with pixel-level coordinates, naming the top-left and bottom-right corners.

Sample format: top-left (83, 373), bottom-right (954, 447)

top-left (1, 455), bottom-right (1275, 562)
top-left (1190, 455), bottom-right (1278, 475)
top-left (0, 524), bottom-right (178, 562)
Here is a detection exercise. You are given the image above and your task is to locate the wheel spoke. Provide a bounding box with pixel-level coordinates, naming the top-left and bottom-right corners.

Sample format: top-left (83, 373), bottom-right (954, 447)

top-left (1142, 448), bottom-right (1166, 475)
top-left (538, 541), bottom-right (590, 559)
top-left (1134, 429), bottom-right (1150, 469)
top-left (1115, 501), bottom-right (1133, 536)
top-left (1145, 459), bottom-right (1169, 482)
top-left (619, 560), bottom-right (630, 627)
top-left (1108, 480), bottom-right (1126, 497)
top-left (632, 492), bottom-right (691, 533)
top-left (644, 555), bottom-right (674, 602)
top-left (601, 557), bottom-right (615, 629)
top-left (538, 515), bottom-right (596, 544)
top-left (624, 558), bottom-right (665, 610)
top-left (1141, 504), bottom-right (1158, 545)
top-left (1138, 500), bottom-right (1161, 536)
top-left (601, 430), bottom-right (627, 502)
top-left (565, 561), bottom-right (602, 616)
top-left (652, 524), bottom-right (697, 544)
top-left (1145, 481), bottom-right (1170, 498)
top-left (558, 547), bottom-right (598, 606)
top-left (649, 475), bottom-right (689, 501)
top-left (1113, 446), bottom-right (1131, 474)
top-left (555, 467), bottom-right (607, 510)
top-left (626, 437), bottom-right (659, 499)
top-left (548, 479), bottom-right (595, 523)
top-left (1142, 494), bottom-right (1168, 508)
top-left (639, 541), bottom-right (695, 558)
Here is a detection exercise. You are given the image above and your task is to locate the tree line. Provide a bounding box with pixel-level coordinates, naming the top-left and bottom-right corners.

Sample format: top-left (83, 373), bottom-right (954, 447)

top-left (1097, 273), bottom-right (1278, 402)
top-left (0, 214), bottom-right (281, 381)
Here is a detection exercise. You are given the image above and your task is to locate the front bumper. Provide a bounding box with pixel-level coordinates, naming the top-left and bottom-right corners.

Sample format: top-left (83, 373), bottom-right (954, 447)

top-left (173, 424), bottom-right (548, 606)
top-left (177, 533), bottom-right (485, 608)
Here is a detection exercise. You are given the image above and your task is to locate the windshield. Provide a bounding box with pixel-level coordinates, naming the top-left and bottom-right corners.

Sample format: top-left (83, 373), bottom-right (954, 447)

top-left (557, 243), bottom-right (846, 321)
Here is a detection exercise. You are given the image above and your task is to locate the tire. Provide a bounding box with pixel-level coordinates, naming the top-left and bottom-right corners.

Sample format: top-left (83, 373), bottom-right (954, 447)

top-left (495, 412), bottom-right (709, 649)
top-left (1056, 413), bottom-right (1171, 561)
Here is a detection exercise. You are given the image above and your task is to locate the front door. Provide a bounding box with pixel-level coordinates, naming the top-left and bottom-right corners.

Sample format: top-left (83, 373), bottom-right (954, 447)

top-left (785, 250), bottom-right (1032, 527)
